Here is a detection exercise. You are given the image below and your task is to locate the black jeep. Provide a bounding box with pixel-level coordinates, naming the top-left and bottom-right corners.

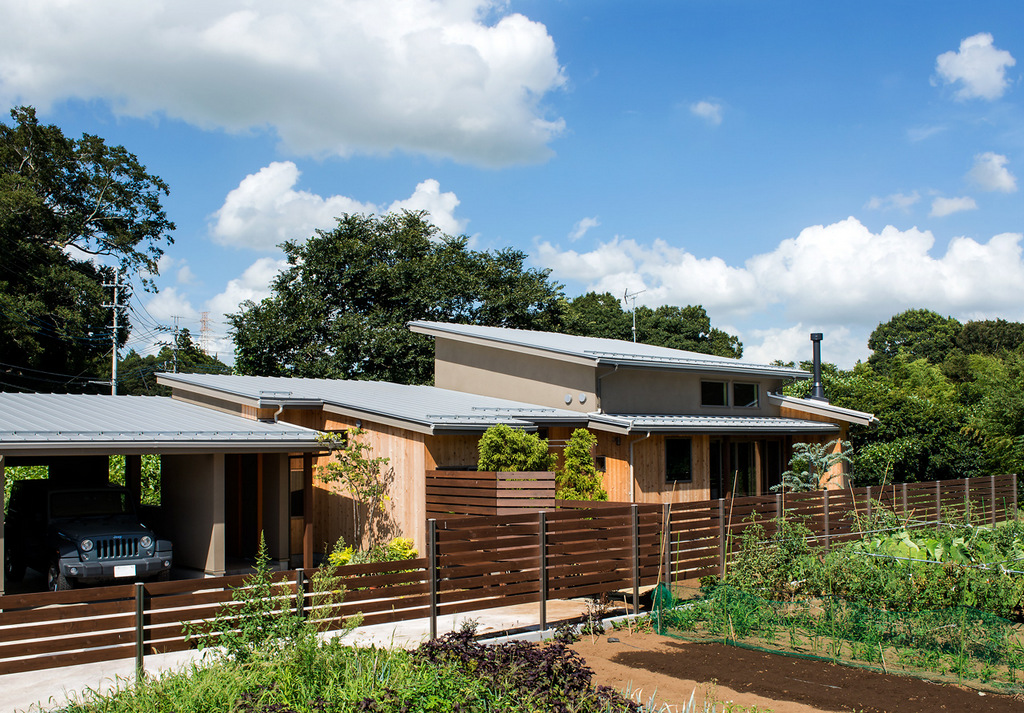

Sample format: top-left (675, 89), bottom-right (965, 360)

top-left (5, 481), bottom-right (173, 591)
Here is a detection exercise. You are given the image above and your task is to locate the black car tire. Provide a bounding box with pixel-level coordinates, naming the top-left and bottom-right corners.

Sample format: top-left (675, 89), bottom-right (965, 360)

top-left (46, 562), bottom-right (72, 591)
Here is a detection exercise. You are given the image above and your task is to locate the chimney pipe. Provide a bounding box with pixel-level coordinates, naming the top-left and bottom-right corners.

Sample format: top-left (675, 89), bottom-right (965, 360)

top-left (809, 333), bottom-right (827, 402)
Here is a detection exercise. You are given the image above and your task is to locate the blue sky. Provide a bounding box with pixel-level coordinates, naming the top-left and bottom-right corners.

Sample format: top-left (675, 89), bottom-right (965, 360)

top-left (2, 1), bottom-right (1022, 367)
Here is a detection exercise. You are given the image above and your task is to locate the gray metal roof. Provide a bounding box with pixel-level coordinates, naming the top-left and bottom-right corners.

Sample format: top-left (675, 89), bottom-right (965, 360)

top-left (0, 393), bottom-right (323, 455)
top-left (767, 393), bottom-right (878, 426)
top-left (593, 413), bottom-right (840, 434)
top-left (408, 320), bottom-right (810, 379)
top-left (157, 373), bottom-right (593, 434)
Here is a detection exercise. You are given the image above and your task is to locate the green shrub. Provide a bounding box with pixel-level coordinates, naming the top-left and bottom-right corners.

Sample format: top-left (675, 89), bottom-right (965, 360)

top-left (556, 428), bottom-right (607, 501)
top-left (477, 423), bottom-right (556, 472)
top-left (328, 536), bottom-right (418, 568)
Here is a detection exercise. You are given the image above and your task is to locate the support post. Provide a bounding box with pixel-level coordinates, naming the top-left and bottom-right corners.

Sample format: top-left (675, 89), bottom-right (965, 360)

top-left (964, 477), bottom-right (970, 523)
top-left (302, 454), bottom-right (314, 571)
top-left (866, 485), bottom-right (872, 523)
top-left (991, 474), bottom-right (998, 525)
top-left (661, 503), bottom-right (672, 589)
top-left (631, 504), bottom-right (640, 618)
top-left (936, 479), bottom-right (942, 529)
top-left (538, 512), bottom-right (547, 633)
top-left (823, 489), bottom-right (830, 552)
top-left (135, 582), bottom-right (145, 684)
top-left (902, 482), bottom-right (908, 519)
top-left (718, 500), bottom-right (726, 578)
top-left (295, 568), bottom-right (306, 618)
top-left (1014, 473), bottom-right (1019, 518)
top-left (428, 518), bottom-right (438, 640)
top-left (775, 493), bottom-right (782, 520)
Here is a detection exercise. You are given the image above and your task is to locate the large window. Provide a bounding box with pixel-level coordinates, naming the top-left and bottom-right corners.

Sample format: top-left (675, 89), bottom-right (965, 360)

top-left (733, 383), bottom-right (759, 408)
top-left (666, 437), bottom-right (693, 482)
top-left (700, 381), bottom-right (728, 407)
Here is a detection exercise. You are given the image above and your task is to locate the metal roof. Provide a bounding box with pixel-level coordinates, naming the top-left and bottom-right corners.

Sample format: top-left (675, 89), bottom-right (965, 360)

top-left (0, 393), bottom-right (323, 455)
top-left (767, 393), bottom-right (878, 426)
top-left (593, 414), bottom-right (840, 434)
top-left (157, 373), bottom-right (594, 434)
top-left (408, 320), bottom-right (810, 379)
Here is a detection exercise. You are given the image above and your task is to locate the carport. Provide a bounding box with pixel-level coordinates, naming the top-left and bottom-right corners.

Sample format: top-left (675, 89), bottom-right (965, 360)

top-left (0, 393), bottom-right (326, 594)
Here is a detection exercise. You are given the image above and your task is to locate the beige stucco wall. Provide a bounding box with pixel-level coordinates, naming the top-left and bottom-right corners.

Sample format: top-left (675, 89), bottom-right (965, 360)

top-left (161, 453), bottom-right (225, 575)
top-left (600, 371), bottom-right (787, 416)
top-left (434, 340), bottom-right (597, 412)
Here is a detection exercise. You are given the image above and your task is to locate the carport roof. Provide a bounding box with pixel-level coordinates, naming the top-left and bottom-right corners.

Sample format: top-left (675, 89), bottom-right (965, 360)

top-left (0, 393), bottom-right (324, 455)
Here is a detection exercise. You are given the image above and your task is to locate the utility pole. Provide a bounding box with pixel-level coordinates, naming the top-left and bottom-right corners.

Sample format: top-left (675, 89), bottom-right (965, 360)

top-left (103, 270), bottom-right (126, 395)
top-left (171, 316), bottom-right (180, 373)
top-left (622, 289), bottom-right (646, 343)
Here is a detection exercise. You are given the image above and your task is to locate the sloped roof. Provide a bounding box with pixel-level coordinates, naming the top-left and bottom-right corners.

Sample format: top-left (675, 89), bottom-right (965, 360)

top-left (157, 373), bottom-right (594, 434)
top-left (0, 393), bottom-right (323, 455)
top-left (767, 393), bottom-right (878, 426)
top-left (408, 320), bottom-right (810, 379)
top-left (591, 414), bottom-right (839, 434)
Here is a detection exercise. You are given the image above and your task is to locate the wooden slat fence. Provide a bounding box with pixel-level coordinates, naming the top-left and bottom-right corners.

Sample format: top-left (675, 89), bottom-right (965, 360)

top-left (0, 474), bottom-right (1016, 678)
top-left (426, 470), bottom-right (556, 517)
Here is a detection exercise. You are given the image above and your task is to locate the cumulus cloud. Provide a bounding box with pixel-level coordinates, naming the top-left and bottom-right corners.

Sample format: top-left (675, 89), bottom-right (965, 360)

top-left (0, 0), bottom-right (565, 166)
top-left (210, 162), bottom-right (466, 249)
top-left (743, 324), bottom-right (859, 370)
top-left (865, 191), bottom-right (920, 212)
top-left (690, 100), bottom-right (723, 126)
top-left (208, 257), bottom-right (288, 319)
top-left (535, 218), bottom-right (1024, 366)
top-left (143, 287), bottom-right (199, 322)
top-left (969, 152), bottom-right (1017, 192)
top-left (569, 217), bottom-right (600, 242)
top-left (930, 196), bottom-right (978, 217)
top-left (934, 33), bottom-right (1016, 101)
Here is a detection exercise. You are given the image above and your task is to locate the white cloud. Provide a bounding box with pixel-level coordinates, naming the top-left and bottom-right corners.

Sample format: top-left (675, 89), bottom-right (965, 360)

top-left (930, 196), bottom-right (978, 217)
top-left (535, 218), bottom-right (1024, 366)
top-left (207, 257), bottom-right (288, 319)
top-left (907, 125), bottom-right (946, 142)
top-left (0, 0), bottom-right (565, 166)
top-left (934, 33), bottom-right (1016, 101)
top-left (690, 100), bottom-right (723, 126)
top-left (210, 162), bottom-right (466, 249)
top-left (968, 152), bottom-right (1017, 192)
top-left (743, 324), bottom-right (860, 369)
top-left (865, 191), bottom-right (920, 212)
top-left (569, 216), bottom-right (600, 242)
top-left (143, 287), bottom-right (199, 322)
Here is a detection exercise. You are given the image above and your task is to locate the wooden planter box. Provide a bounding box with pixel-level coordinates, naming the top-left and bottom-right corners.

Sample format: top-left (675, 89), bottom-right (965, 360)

top-left (426, 470), bottom-right (556, 517)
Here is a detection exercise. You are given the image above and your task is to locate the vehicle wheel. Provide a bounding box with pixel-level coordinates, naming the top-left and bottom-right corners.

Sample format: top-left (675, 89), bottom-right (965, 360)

top-left (46, 562), bottom-right (72, 591)
top-left (4, 547), bottom-right (25, 583)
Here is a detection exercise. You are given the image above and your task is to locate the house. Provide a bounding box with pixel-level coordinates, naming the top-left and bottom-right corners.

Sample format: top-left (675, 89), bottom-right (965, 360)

top-left (156, 321), bottom-right (875, 558)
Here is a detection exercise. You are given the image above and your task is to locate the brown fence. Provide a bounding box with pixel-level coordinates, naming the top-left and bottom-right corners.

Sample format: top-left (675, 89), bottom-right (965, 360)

top-left (0, 474), bottom-right (1016, 679)
top-left (426, 470), bottom-right (555, 517)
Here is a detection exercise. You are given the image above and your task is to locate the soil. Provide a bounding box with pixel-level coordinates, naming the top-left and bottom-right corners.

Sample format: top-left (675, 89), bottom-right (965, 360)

top-left (572, 631), bottom-right (1024, 713)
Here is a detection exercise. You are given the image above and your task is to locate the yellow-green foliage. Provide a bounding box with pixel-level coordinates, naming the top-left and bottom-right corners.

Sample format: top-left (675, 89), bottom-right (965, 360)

top-left (328, 536), bottom-right (419, 568)
top-left (556, 428), bottom-right (608, 501)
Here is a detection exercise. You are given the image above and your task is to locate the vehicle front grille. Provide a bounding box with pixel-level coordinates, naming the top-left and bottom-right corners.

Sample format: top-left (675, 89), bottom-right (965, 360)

top-left (95, 538), bottom-right (139, 559)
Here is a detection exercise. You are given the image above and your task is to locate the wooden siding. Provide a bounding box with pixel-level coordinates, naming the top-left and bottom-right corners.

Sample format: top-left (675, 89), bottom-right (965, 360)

top-left (426, 470), bottom-right (556, 516)
top-left (597, 432), bottom-right (711, 504)
top-left (424, 434), bottom-right (480, 470)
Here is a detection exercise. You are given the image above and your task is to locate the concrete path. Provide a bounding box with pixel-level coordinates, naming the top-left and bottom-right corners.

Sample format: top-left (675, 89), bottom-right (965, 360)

top-left (2, 598), bottom-right (603, 713)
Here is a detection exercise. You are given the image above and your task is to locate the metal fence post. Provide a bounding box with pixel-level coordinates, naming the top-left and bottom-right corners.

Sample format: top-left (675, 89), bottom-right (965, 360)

top-left (294, 568), bottom-right (306, 618)
top-left (776, 493), bottom-right (782, 520)
top-left (902, 482), bottom-right (908, 519)
top-left (991, 474), bottom-right (998, 525)
top-left (428, 518), bottom-right (438, 640)
top-left (823, 489), bottom-right (830, 552)
top-left (538, 511), bottom-right (547, 633)
top-left (661, 503), bottom-right (671, 589)
top-left (718, 499), bottom-right (726, 578)
top-left (936, 479), bottom-right (942, 528)
top-left (631, 504), bottom-right (640, 618)
top-left (866, 485), bottom-right (872, 523)
top-left (134, 582), bottom-right (145, 684)
top-left (963, 478), bottom-right (970, 522)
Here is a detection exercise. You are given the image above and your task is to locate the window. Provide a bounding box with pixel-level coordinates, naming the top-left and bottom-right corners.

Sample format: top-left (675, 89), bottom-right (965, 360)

top-left (665, 438), bottom-right (692, 482)
top-left (595, 455), bottom-right (607, 472)
top-left (733, 383), bottom-right (759, 408)
top-left (700, 381), bottom-right (727, 407)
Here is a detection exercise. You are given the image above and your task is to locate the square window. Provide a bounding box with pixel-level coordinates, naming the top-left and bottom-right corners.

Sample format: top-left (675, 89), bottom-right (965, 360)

top-left (701, 381), bottom-right (727, 407)
top-left (666, 438), bottom-right (692, 482)
top-left (733, 383), bottom-right (759, 408)
top-left (595, 455), bottom-right (607, 472)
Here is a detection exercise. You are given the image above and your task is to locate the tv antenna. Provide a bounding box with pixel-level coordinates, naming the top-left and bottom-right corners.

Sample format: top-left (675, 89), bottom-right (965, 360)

top-left (622, 289), bottom-right (646, 342)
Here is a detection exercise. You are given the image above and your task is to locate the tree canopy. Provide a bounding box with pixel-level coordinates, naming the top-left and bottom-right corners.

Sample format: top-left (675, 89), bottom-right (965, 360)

top-left (867, 309), bottom-right (962, 372)
top-left (0, 106), bottom-right (174, 393)
top-left (118, 329), bottom-right (231, 396)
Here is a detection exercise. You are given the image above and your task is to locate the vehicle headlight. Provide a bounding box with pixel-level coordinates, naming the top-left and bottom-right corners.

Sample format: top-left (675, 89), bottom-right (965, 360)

top-left (80, 539), bottom-right (94, 553)
top-left (140, 536), bottom-right (154, 549)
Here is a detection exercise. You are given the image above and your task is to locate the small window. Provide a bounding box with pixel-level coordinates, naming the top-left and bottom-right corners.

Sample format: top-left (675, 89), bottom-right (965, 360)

top-left (733, 383), bottom-right (759, 408)
top-left (701, 381), bottom-right (728, 407)
top-left (595, 456), bottom-right (607, 472)
top-left (665, 438), bottom-right (692, 482)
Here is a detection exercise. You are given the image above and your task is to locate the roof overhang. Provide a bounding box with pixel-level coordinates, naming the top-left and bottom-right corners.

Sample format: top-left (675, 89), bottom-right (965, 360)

top-left (767, 393), bottom-right (878, 426)
top-left (587, 413), bottom-right (840, 435)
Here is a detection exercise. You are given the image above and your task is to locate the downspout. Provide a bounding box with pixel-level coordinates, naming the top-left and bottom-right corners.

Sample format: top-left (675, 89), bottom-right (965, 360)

top-left (628, 431), bottom-right (652, 502)
top-left (272, 404), bottom-right (284, 423)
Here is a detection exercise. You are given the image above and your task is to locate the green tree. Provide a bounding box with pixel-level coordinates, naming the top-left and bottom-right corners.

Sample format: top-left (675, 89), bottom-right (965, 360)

top-left (0, 106), bottom-right (174, 393)
top-left (770, 440), bottom-right (852, 493)
top-left (867, 308), bottom-right (962, 372)
top-left (229, 211), bottom-right (563, 384)
top-left (317, 428), bottom-right (395, 548)
top-left (556, 428), bottom-right (608, 501)
top-left (558, 292), bottom-right (632, 341)
top-left (476, 424), bottom-right (556, 472)
top-left (118, 328), bottom-right (231, 396)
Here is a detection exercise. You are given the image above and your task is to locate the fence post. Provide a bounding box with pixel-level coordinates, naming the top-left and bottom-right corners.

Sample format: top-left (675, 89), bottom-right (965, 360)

top-left (936, 479), bottom-right (942, 529)
top-left (963, 478), bottom-right (970, 522)
top-left (718, 499), bottom-right (726, 578)
top-left (631, 504), bottom-right (640, 618)
top-left (294, 568), bottom-right (306, 618)
top-left (661, 503), bottom-right (672, 589)
top-left (775, 493), bottom-right (782, 520)
top-left (991, 474), bottom-right (998, 525)
top-left (538, 511), bottom-right (547, 633)
top-left (134, 582), bottom-right (145, 684)
top-left (823, 489), bottom-right (830, 552)
top-left (428, 518), bottom-right (438, 640)
top-left (866, 485), bottom-right (872, 523)
top-left (902, 482), bottom-right (908, 519)
top-left (1014, 473), bottom-right (1019, 517)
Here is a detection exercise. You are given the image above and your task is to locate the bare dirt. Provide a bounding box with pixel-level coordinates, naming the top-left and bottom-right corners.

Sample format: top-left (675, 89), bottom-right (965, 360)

top-left (572, 631), bottom-right (1024, 713)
